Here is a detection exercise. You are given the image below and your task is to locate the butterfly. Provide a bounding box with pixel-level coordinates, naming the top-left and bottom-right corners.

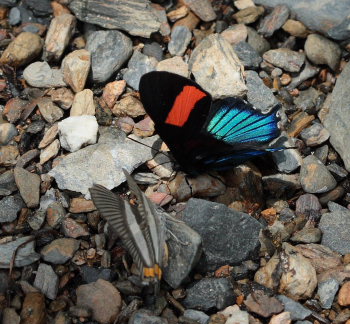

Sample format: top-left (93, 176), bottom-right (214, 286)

top-left (139, 71), bottom-right (282, 176)
top-left (89, 169), bottom-right (166, 286)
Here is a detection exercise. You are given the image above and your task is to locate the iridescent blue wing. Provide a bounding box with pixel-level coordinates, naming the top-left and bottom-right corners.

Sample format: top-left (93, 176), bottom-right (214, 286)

top-left (205, 98), bottom-right (281, 148)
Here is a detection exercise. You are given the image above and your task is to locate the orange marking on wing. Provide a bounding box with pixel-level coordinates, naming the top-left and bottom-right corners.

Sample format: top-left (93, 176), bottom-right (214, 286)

top-left (165, 85), bottom-right (207, 127)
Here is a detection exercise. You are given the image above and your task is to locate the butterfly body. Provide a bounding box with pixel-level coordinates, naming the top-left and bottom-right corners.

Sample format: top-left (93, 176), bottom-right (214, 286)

top-left (139, 71), bottom-right (282, 175)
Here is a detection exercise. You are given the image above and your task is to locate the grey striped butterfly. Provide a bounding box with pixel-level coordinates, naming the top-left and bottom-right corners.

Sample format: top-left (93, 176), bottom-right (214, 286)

top-left (89, 169), bottom-right (166, 284)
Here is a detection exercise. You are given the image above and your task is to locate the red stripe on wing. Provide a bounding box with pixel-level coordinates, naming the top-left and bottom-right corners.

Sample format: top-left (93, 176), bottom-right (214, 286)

top-left (165, 85), bottom-right (207, 127)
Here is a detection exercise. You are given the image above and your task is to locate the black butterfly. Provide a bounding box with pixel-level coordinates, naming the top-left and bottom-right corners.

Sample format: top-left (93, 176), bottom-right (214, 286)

top-left (139, 71), bottom-right (282, 176)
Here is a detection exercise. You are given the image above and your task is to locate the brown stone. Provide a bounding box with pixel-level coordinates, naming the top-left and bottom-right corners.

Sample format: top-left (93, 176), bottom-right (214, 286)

top-left (69, 197), bottom-right (96, 213)
top-left (0, 145), bottom-right (19, 166)
top-left (62, 217), bottom-right (89, 238)
top-left (70, 89), bottom-right (95, 116)
top-left (14, 167), bottom-right (41, 208)
top-left (0, 32), bottom-right (43, 67)
top-left (282, 19), bottom-right (308, 38)
top-left (244, 290), bottom-right (284, 318)
top-left (167, 5), bottom-right (189, 22)
top-left (20, 292), bottom-right (46, 324)
top-left (287, 111), bottom-right (315, 137)
top-left (133, 116), bottom-right (155, 137)
top-left (221, 24), bottom-right (248, 45)
top-left (50, 87), bottom-right (74, 110)
top-left (269, 312), bottom-right (291, 324)
top-left (62, 49), bottom-right (91, 92)
top-left (232, 6), bottom-right (264, 24)
top-left (102, 80), bottom-right (126, 108)
top-left (46, 202), bottom-right (66, 228)
top-left (112, 95), bottom-right (145, 118)
top-left (173, 11), bottom-right (200, 31)
top-left (38, 123), bottom-right (59, 149)
top-left (41, 238), bottom-right (80, 264)
top-left (339, 281), bottom-right (350, 306)
top-left (76, 279), bottom-right (122, 324)
top-left (40, 139), bottom-right (60, 164)
top-left (156, 56), bottom-right (189, 77)
top-left (183, 0), bottom-right (216, 22)
top-left (37, 97), bottom-right (64, 124)
top-left (3, 97), bottom-right (28, 123)
top-left (51, 1), bottom-right (71, 16)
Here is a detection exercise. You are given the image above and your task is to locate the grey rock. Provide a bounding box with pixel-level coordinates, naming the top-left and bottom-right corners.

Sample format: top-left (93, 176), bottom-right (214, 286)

top-left (263, 48), bottom-right (305, 72)
top-left (262, 173), bottom-right (301, 197)
top-left (295, 193), bottom-right (322, 220)
top-left (28, 209), bottom-right (46, 230)
top-left (272, 135), bottom-right (302, 173)
top-left (183, 198), bottom-right (263, 271)
top-left (123, 51), bottom-right (158, 90)
top-left (276, 295), bottom-right (312, 321)
top-left (9, 7), bottom-right (21, 25)
top-left (327, 16), bottom-right (350, 40)
top-left (80, 265), bottom-right (112, 283)
top-left (129, 310), bottom-right (167, 324)
top-left (300, 155), bottom-right (336, 194)
top-left (168, 26), bottom-right (192, 56)
top-left (319, 206), bottom-right (350, 255)
top-left (183, 0), bottom-right (216, 22)
top-left (287, 60), bottom-right (319, 90)
top-left (294, 87), bottom-right (322, 114)
top-left (258, 5), bottom-right (290, 37)
top-left (290, 227), bottom-right (322, 243)
top-left (86, 30), bottom-right (132, 83)
top-left (0, 195), bottom-right (24, 223)
top-left (317, 278), bottom-right (339, 309)
top-left (0, 236), bottom-right (40, 269)
top-left (23, 62), bottom-right (66, 88)
top-left (183, 309), bottom-right (209, 324)
top-left (300, 123), bottom-right (330, 147)
top-left (26, 120), bottom-right (45, 134)
top-left (14, 167), bottom-right (41, 208)
top-left (233, 41), bottom-right (262, 69)
top-left (0, 170), bottom-right (17, 196)
top-left (253, 0), bottom-right (350, 37)
top-left (37, 97), bottom-right (64, 124)
top-left (327, 163), bottom-right (348, 181)
top-left (69, 0), bottom-right (161, 38)
top-left (304, 34), bottom-right (342, 70)
top-left (189, 34), bottom-right (247, 99)
top-left (143, 42), bottom-right (163, 61)
top-left (247, 26), bottom-right (270, 55)
top-left (41, 238), bottom-right (80, 264)
top-left (49, 128), bottom-right (160, 198)
top-left (34, 263), bottom-right (59, 300)
top-left (328, 201), bottom-right (348, 212)
top-left (0, 123), bottom-right (18, 145)
top-left (163, 214), bottom-right (202, 289)
top-left (314, 145), bottom-right (329, 164)
top-left (324, 62), bottom-right (350, 172)
top-left (183, 278), bottom-right (234, 311)
top-left (246, 70), bottom-right (279, 112)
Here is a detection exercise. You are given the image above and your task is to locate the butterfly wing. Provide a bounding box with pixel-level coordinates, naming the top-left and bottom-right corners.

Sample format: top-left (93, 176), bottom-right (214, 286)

top-left (139, 71), bottom-right (212, 171)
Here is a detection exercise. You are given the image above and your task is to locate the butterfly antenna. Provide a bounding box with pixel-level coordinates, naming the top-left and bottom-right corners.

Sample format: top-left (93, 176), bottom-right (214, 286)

top-left (127, 136), bottom-right (172, 160)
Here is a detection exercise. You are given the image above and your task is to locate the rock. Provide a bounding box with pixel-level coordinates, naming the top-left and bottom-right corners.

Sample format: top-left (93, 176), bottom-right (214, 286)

top-left (282, 19), bottom-right (308, 37)
top-left (0, 236), bottom-right (40, 268)
top-left (41, 238), bottom-right (80, 264)
top-left (0, 170), bottom-right (17, 196)
top-left (300, 155), bottom-right (336, 194)
top-left (234, 0), bottom-right (255, 9)
top-left (151, 3), bottom-right (171, 36)
top-left (62, 49), bottom-right (90, 92)
top-left (290, 226), bottom-right (322, 243)
top-left (69, 0), bottom-right (160, 38)
top-left (27, 120), bottom-right (45, 134)
top-left (143, 42), bottom-right (163, 61)
top-left (300, 123), bottom-right (329, 146)
top-left (295, 194), bottom-right (321, 220)
top-left (49, 128), bottom-right (159, 198)
top-left (0, 145), bottom-right (19, 166)
top-left (0, 195), bottom-right (24, 222)
top-left (168, 26), bottom-right (192, 56)
top-left (221, 24), bottom-right (248, 45)
top-left (70, 89), bottom-right (95, 116)
top-left (314, 145), bottom-right (329, 164)
top-left (76, 279), bottom-right (121, 324)
top-left (0, 32), bottom-right (42, 67)
top-left (338, 281), bottom-right (350, 306)
top-left (3, 98), bottom-right (28, 124)
top-left (245, 70), bottom-right (278, 112)
top-left (219, 305), bottom-right (249, 324)
top-left (255, 243), bottom-right (317, 300)
top-left (133, 116), bottom-right (154, 137)
top-left (183, 278), bottom-right (234, 311)
top-left (37, 97), bottom-right (64, 124)
top-left (69, 197), bottom-right (96, 213)
top-left (20, 292), bottom-right (46, 324)
top-left (167, 6), bottom-right (189, 23)
top-left (62, 217), bottom-right (89, 238)
top-left (112, 95), bottom-right (145, 118)
top-left (14, 167), bottom-right (40, 208)
top-left (40, 139), bottom-right (60, 164)
top-left (34, 263), bottom-right (59, 300)
top-left (183, 198), bottom-right (263, 270)
top-left (324, 62), bottom-right (350, 172)
top-left (287, 60), bottom-right (319, 90)
top-left (294, 87), bottom-right (322, 114)
top-left (23, 61), bottom-right (66, 88)
top-left (50, 87), bottom-right (74, 110)
top-left (146, 152), bottom-right (174, 179)
top-left (162, 214), bottom-right (202, 288)
top-left (183, 0), bottom-right (216, 21)
top-left (28, 209), bottom-right (46, 231)
top-left (319, 204), bottom-right (350, 255)
top-left (116, 116), bottom-right (134, 134)
top-left (258, 5), bottom-right (290, 37)
top-left (86, 30), bottom-right (132, 83)
top-left (276, 295), bottom-right (312, 321)
top-left (102, 80), bottom-right (126, 109)
top-left (233, 6), bottom-right (265, 24)
top-left (287, 111), bottom-right (315, 138)
top-left (189, 34), bottom-right (246, 99)
top-left (244, 290), bottom-right (284, 317)
top-left (272, 135), bottom-right (302, 173)
top-left (293, 243), bottom-right (342, 274)
top-left (304, 34), bottom-right (341, 70)
top-left (318, 278), bottom-right (339, 309)
top-left (247, 26), bottom-right (270, 55)
top-left (269, 312), bottom-right (291, 324)
top-left (39, 123), bottom-right (59, 149)
top-left (2, 308), bottom-right (20, 324)
top-left (46, 202), bottom-right (66, 228)
top-left (262, 173), bottom-right (301, 197)
top-left (263, 49), bottom-right (305, 72)
top-left (156, 56), bottom-right (189, 77)
top-left (233, 41), bottom-right (262, 69)
top-left (183, 309), bottom-right (209, 324)
top-left (327, 163), bottom-right (348, 181)
top-left (0, 123), bottom-right (18, 145)
top-left (129, 310), bottom-right (167, 324)
top-left (58, 115), bottom-right (98, 152)
top-left (44, 14), bottom-right (76, 61)
top-left (123, 51), bottom-right (158, 90)
top-left (16, 149), bottom-right (40, 169)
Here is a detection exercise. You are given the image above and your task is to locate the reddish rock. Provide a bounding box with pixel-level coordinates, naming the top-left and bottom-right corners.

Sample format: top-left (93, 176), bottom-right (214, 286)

top-left (20, 292), bottom-right (46, 324)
